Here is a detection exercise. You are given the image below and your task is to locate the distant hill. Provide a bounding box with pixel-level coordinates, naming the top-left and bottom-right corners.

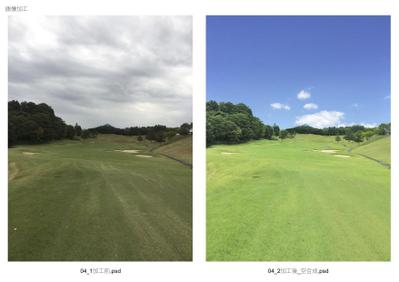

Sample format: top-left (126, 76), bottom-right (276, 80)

top-left (89, 124), bottom-right (125, 135)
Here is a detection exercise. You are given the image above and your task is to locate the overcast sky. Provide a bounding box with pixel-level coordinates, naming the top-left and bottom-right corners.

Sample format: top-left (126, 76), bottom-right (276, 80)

top-left (9, 16), bottom-right (192, 128)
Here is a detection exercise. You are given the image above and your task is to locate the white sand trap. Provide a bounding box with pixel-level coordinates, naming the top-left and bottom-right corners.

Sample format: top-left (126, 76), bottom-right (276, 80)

top-left (136, 154), bottom-right (152, 158)
top-left (114, 149), bottom-right (141, 153)
top-left (320, 150), bottom-right (338, 153)
top-left (334, 154), bottom-right (350, 158)
top-left (22, 152), bottom-right (39, 155)
top-left (221, 152), bottom-right (239, 155)
top-left (313, 149), bottom-right (338, 154)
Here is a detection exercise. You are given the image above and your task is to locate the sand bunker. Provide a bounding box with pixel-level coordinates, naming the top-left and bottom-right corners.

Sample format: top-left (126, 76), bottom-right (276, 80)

top-left (22, 152), bottom-right (39, 155)
top-left (136, 154), bottom-right (153, 158)
top-left (334, 155), bottom-right (350, 158)
top-left (314, 149), bottom-right (338, 154)
top-left (114, 149), bottom-right (141, 153)
top-left (221, 152), bottom-right (239, 155)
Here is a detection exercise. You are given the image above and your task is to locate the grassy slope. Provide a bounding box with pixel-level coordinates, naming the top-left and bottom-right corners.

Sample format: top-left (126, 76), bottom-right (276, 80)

top-left (154, 135), bottom-right (192, 165)
top-left (352, 136), bottom-right (391, 164)
top-left (207, 134), bottom-right (390, 261)
top-left (9, 134), bottom-right (192, 261)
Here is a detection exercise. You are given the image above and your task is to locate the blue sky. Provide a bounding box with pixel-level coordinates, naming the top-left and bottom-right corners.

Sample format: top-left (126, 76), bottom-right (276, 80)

top-left (207, 16), bottom-right (390, 129)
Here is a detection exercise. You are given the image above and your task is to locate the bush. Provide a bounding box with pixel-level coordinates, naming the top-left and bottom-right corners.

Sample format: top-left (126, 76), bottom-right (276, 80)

top-left (279, 130), bottom-right (288, 139)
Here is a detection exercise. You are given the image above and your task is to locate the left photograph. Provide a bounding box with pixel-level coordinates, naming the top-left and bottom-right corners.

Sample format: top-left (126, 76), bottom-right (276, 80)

top-left (8, 16), bottom-right (193, 261)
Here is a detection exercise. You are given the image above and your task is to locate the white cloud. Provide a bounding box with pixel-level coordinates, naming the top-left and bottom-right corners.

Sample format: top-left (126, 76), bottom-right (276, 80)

top-left (303, 103), bottom-right (318, 110)
top-left (361, 123), bottom-right (377, 128)
top-left (297, 90), bottom-right (311, 100)
top-left (338, 122), bottom-right (377, 128)
top-left (270, 103), bottom-right (290, 110)
top-left (295, 111), bottom-right (344, 128)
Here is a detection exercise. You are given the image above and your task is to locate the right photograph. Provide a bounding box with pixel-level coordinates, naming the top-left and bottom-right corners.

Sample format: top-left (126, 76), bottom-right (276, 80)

top-left (206, 16), bottom-right (390, 261)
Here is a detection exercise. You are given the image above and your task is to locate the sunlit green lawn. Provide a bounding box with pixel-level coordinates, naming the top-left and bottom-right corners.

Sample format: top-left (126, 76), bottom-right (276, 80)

top-left (207, 134), bottom-right (390, 261)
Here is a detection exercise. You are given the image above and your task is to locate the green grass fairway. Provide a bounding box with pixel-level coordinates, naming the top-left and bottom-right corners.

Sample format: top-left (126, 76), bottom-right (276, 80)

top-left (9, 134), bottom-right (192, 261)
top-left (207, 134), bottom-right (390, 261)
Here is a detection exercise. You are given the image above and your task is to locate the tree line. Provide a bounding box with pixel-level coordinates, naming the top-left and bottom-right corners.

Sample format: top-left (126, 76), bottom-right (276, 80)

top-left (286, 123), bottom-right (391, 143)
top-left (206, 100), bottom-right (390, 146)
top-left (8, 100), bottom-right (92, 146)
top-left (90, 122), bottom-right (192, 142)
top-left (206, 101), bottom-right (285, 146)
top-left (8, 100), bottom-right (192, 147)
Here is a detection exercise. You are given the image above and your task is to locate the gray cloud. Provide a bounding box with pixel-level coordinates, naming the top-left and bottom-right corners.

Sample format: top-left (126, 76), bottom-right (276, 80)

top-left (8, 16), bottom-right (192, 128)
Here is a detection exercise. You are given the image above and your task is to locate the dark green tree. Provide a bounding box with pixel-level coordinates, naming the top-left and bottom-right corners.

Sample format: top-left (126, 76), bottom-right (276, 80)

top-left (377, 123), bottom-right (390, 135)
top-left (65, 125), bottom-right (75, 139)
top-left (81, 130), bottom-right (90, 139)
top-left (166, 130), bottom-right (177, 140)
top-left (74, 123), bottom-right (82, 136)
top-left (206, 100), bottom-right (219, 112)
top-left (219, 102), bottom-right (235, 114)
top-left (251, 117), bottom-right (265, 139)
top-left (8, 120), bottom-right (18, 146)
top-left (8, 100), bottom-right (72, 146)
top-left (179, 123), bottom-right (191, 135)
top-left (279, 130), bottom-right (288, 139)
top-left (353, 131), bottom-right (364, 142)
top-left (273, 124), bottom-right (280, 136)
top-left (264, 125), bottom-right (274, 140)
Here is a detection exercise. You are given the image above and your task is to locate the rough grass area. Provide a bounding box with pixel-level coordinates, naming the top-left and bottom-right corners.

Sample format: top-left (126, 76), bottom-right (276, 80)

top-left (154, 135), bottom-right (192, 165)
top-left (9, 134), bottom-right (192, 261)
top-left (352, 136), bottom-right (391, 164)
top-left (207, 134), bottom-right (390, 261)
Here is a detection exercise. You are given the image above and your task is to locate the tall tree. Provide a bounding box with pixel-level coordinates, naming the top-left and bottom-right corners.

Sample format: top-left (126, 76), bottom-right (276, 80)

top-left (273, 124), bottom-right (280, 137)
top-left (279, 130), bottom-right (288, 139)
top-left (264, 125), bottom-right (274, 140)
top-left (74, 123), bottom-right (82, 136)
top-left (179, 123), bottom-right (191, 135)
top-left (65, 125), bottom-right (76, 139)
top-left (8, 100), bottom-right (72, 146)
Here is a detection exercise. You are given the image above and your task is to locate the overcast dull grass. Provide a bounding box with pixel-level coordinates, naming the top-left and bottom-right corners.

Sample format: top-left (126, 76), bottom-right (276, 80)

top-left (207, 134), bottom-right (390, 261)
top-left (154, 135), bottom-right (192, 165)
top-left (9, 134), bottom-right (192, 261)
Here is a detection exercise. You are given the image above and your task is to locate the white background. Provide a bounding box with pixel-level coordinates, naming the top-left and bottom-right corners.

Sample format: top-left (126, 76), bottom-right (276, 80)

top-left (0, 0), bottom-right (397, 281)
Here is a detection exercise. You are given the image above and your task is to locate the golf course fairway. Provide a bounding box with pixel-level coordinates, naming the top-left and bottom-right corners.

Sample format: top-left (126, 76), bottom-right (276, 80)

top-left (9, 134), bottom-right (192, 261)
top-left (207, 134), bottom-right (390, 261)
